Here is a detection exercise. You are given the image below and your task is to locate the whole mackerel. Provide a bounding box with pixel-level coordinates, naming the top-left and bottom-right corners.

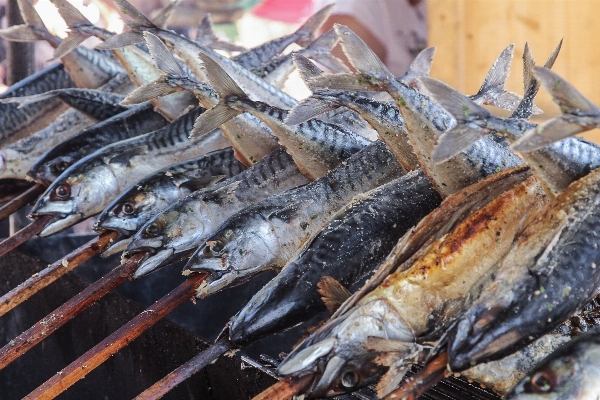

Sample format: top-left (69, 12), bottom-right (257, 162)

top-left (28, 102), bottom-right (168, 185)
top-left (124, 147), bottom-right (312, 278)
top-left (187, 140), bottom-right (405, 296)
top-left (95, 147), bottom-right (246, 256)
top-left (29, 107), bottom-right (230, 237)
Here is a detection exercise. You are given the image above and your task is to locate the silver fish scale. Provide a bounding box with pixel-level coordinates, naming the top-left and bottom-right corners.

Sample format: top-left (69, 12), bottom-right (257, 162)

top-left (0, 63), bottom-right (74, 99)
top-left (462, 136), bottom-right (524, 178)
top-left (232, 33), bottom-right (300, 70)
top-left (165, 147), bottom-right (246, 179)
top-left (144, 107), bottom-right (206, 151)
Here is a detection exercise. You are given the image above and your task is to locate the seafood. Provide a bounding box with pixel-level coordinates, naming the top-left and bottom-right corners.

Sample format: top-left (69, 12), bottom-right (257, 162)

top-left (95, 148), bottom-right (247, 256)
top-left (29, 107), bottom-right (230, 237)
top-left (28, 102), bottom-right (168, 185)
top-left (442, 69), bottom-right (600, 372)
top-left (228, 168), bottom-right (442, 345)
top-left (277, 166), bottom-right (547, 397)
top-left (505, 329), bottom-right (600, 400)
top-left (125, 147), bottom-right (311, 278)
top-left (187, 140), bottom-right (405, 296)
top-left (297, 25), bottom-right (523, 196)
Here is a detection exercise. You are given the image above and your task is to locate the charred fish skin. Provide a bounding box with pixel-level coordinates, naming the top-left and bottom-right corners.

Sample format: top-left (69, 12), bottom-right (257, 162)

top-left (229, 169), bottom-right (442, 345)
top-left (188, 140), bottom-right (405, 296)
top-left (447, 166), bottom-right (600, 372)
top-left (504, 329), bottom-right (600, 400)
top-left (29, 107), bottom-right (230, 237)
top-left (95, 147), bottom-right (247, 237)
top-left (277, 174), bottom-right (548, 398)
top-left (28, 102), bottom-right (169, 185)
top-left (126, 146), bottom-right (311, 279)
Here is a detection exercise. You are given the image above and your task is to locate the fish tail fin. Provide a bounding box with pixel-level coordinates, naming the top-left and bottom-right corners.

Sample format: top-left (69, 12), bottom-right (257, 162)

top-left (151, 0), bottom-right (179, 29)
top-left (195, 14), bottom-right (246, 52)
top-left (0, 0), bottom-right (50, 43)
top-left (189, 53), bottom-right (246, 137)
top-left (419, 77), bottom-right (494, 163)
top-left (511, 66), bottom-right (600, 152)
top-left (293, 4), bottom-right (334, 48)
top-left (91, 0), bottom-right (153, 51)
top-left (112, 0), bottom-right (157, 29)
top-left (285, 54), bottom-right (342, 125)
top-left (401, 46), bottom-right (436, 86)
top-left (471, 44), bottom-right (524, 112)
top-left (300, 29), bottom-right (349, 73)
top-left (48, 0), bottom-right (97, 59)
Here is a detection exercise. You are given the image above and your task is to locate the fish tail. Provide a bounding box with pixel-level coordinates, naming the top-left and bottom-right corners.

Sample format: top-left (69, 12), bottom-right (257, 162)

top-left (189, 52), bottom-right (246, 137)
top-left (121, 32), bottom-right (186, 105)
top-left (293, 4), bottom-right (334, 48)
top-left (151, 0), bottom-right (179, 29)
top-left (0, 0), bottom-right (50, 43)
top-left (285, 54), bottom-right (342, 125)
top-left (511, 66), bottom-right (600, 152)
top-left (419, 77), bottom-right (494, 164)
top-left (299, 29), bottom-right (349, 73)
top-left (195, 14), bottom-right (246, 53)
top-left (471, 44), bottom-right (525, 112)
top-left (48, 0), bottom-right (100, 59)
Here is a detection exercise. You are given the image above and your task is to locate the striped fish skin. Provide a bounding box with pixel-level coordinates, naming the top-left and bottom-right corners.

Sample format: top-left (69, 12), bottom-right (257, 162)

top-left (0, 63), bottom-right (75, 148)
top-left (0, 108), bottom-right (93, 180)
top-left (125, 147), bottom-right (312, 279)
top-left (95, 147), bottom-right (246, 238)
top-left (29, 107), bottom-right (230, 237)
top-left (229, 169), bottom-right (442, 345)
top-left (188, 140), bottom-right (405, 296)
top-left (28, 103), bottom-right (169, 185)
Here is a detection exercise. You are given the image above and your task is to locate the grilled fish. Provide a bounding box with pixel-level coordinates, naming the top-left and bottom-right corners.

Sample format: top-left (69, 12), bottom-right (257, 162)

top-left (95, 148), bottom-right (246, 256)
top-left (29, 107), bottom-right (229, 237)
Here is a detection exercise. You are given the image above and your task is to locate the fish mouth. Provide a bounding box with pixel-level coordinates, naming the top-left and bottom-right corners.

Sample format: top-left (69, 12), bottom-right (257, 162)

top-left (125, 237), bottom-right (164, 256)
top-left (101, 237), bottom-right (132, 259)
top-left (132, 248), bottom-right (175, 279)
top-left (35, 213), bottom-right (82, 237)
top-left (193, 270), bottom-right (238, 298)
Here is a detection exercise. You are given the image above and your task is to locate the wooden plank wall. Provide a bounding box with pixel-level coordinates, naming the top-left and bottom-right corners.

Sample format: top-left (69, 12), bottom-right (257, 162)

top-left (428, 0), bottom-right (600, 141)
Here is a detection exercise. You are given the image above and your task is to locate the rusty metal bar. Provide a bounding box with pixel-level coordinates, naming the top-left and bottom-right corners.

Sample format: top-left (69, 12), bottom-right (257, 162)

top-left (0, 231), bottom-right (118, 317)
top-left (0, 214), bottom-right (53, 259)
top-left (386, 352), bottom-right (449, 400)
top-left (0, 252), bottom-right (145, 370)
top-left (251, 374), bottom-right (314, 400)
top-left (0, 183), bottom-right (45, 221)
top-left (24, 273), bottom-right (207, 399)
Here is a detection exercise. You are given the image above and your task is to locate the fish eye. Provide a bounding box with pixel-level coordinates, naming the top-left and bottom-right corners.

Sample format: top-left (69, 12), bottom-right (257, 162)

top-left (210, 241), bottom-right (224, 254)
top-left (55, 161), bottom-right (70, 172)
top-left (122, 202), bottom-right (135, 215)
top-left (525, 371), bottom-right (555, 393)
top-left (340, 369), bottom-right (359, 389)
top-left (52, 184), bottom-right (71, 200)
top-left (144, 222), bottom-right (162, 237)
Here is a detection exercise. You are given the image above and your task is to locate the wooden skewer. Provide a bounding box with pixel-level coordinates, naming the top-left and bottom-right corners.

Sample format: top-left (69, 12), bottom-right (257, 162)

top-left (0, 183), bottom-right (45, 221)
top-left (135, 336), bottom-right (233, 400)
top-left (0, 231), bottom-right (118, 317)
top-left (385, 352), bottom-right (449, 400)
top-left (24, 273), bottom-right (207, 400)
top-left (0, 214), bottom-right (53, 259)
top-left (0, 252), bottom-right (145, 370)
top-left (251, 373), bottom-right (314, 400)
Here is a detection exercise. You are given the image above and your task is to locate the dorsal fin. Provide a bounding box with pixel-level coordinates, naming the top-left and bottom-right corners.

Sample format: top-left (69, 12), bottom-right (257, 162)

top-left (294, 4), bottom-right (335, 47)
top-left (317, 276), bottom-right (351, 314)
top-left (402, 47), bottom-right (436, 85)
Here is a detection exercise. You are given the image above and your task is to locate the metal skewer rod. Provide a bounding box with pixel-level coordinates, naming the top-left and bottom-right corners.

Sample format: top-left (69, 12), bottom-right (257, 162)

top-left (0, 252), bottom-right (146, 370)
top-left (24, 273), bottom-right (207, 400)
top-left (135, 336), bottom-right (234, 400)
top-left (0, 231), bottom-right (119, 317)
top-left (385, 352), bottom-right (449, 400)
top-left (251, 373), bottom-right (314, 400)
top-left (0, 183), bottom-right (45, 221)
top-left (0, 214), bottom-right (53, 259)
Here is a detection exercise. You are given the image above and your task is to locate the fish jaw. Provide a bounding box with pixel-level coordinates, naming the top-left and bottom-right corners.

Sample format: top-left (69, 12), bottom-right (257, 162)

top-left (38, 214), bottom-right (83, 237)
top-left (186, 213), bottom-right (279, 293)
top-left (100, 237), bottom-right (131, 258)
top-left (278, 299), bottom-right (414, 397)
top-left (131, 248), bottom-right (175, 279)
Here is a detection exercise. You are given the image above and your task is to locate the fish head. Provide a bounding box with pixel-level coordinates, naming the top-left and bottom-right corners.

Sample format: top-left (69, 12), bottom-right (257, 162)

top-left (277, 299), bottom-right (414, 397)
top-left (187, 212), bottom-right (279, 296)
top-left (29, 159), bottom-right (119, 237)
top-left (28, 153), bottom-right (79, 186)
top-left (126, 200), bottom-right (208, 279)
top-left (505, 331), bottom-right (600, 400)
top-left (95, 180), bottom-right (175, 236)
